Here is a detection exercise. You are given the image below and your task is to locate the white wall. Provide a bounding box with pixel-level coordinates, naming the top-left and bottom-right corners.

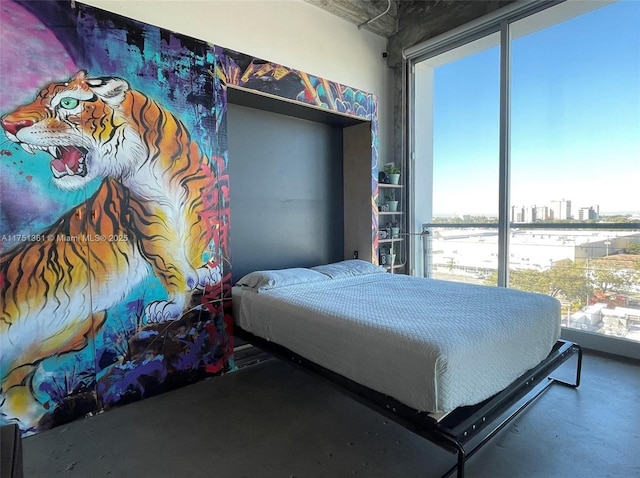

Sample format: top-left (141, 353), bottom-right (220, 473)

top-left (80, 0), bottom-right (392, 161)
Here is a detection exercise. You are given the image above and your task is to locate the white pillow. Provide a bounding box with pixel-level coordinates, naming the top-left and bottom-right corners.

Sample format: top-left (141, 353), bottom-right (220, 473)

top-left (235, 268), bottom-right (330, 291)
top-left (311, 260), bottom-right (385, 279)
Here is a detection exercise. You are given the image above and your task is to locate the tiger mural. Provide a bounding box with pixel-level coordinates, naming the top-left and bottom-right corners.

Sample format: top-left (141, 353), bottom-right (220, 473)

top-left (0, 71), bottom-right (223, 429)
top-left (0, 179), bottom-right (145, 429)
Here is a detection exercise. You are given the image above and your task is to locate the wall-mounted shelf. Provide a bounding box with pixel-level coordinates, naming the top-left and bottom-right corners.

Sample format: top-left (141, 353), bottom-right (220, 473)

top-left (377, 177), bottom-right (406, 274)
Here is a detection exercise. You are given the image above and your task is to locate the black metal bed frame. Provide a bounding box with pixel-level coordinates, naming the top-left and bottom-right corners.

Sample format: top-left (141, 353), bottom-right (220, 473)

top-left (235, 327), bottom-right (582, 478)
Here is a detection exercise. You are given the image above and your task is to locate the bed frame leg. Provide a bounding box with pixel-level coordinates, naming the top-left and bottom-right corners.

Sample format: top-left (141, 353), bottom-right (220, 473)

top-left (440, 441), bottom-right (466, 478)
top-left (441, 341), bottom-right (582, 478)
top-left (456, 443), bottom-right (466, 478)
top-left (551, 343), bottom-right (582, 388)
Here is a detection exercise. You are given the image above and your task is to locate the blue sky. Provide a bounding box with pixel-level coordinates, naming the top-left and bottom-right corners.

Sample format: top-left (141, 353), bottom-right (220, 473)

top-left (431, 0), bottom-right (639, 216)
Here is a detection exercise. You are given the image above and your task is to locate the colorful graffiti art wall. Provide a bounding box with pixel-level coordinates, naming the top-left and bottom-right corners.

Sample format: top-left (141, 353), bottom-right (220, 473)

top-left (0, 0), bottom-right (232, 435)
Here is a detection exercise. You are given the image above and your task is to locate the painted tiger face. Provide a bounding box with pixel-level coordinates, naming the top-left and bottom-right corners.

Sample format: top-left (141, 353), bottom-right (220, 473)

top-left (1, 70), bottom-right (144, 190)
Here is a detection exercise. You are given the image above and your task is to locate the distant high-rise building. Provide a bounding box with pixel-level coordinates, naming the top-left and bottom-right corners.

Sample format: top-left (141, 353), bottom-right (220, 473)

top-left (535, 205), bottom-right (550, 221)
top-left (549, 199), bottom-right (572, 220)
top-left (578, 206), bottom-right (600, 221)
top-left (511, 205), bottom-right (525, 222)
top-left (524, 206), bottom-right (537, 222)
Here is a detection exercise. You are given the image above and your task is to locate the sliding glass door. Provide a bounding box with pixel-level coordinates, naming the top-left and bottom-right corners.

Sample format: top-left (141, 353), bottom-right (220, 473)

top-left (408, 0), bottom-right (640, 357)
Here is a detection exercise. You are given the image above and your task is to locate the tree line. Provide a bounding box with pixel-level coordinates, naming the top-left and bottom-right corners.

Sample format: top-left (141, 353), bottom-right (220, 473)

top-left (487, 255), bottom-right (640, 310)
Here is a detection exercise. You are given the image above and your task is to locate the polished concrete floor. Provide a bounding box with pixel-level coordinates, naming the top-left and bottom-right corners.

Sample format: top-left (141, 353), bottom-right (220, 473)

top-left (22, 348), bottom-right (640, 478)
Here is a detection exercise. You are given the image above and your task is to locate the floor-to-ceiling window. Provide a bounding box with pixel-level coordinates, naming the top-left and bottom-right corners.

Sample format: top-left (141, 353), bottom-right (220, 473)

top-left (408, 0), bottom-right (640, 358)
top-left (413, 34), bottom-right (501, 285)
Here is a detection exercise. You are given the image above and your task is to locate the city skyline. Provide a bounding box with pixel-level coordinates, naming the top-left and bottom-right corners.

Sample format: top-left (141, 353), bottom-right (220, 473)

top-left (432, 195), bottom-right (639, 219)
top-left (432, 197), bottom-right (640, 220)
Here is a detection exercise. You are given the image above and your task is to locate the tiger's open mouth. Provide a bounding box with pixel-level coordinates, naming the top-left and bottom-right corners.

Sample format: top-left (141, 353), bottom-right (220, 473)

top-left (47, 146), bottom-right (88, 179)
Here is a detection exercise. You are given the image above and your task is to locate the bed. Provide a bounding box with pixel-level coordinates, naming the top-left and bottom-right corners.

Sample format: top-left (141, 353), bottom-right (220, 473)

top-left (232, 260), bottom-right (582, 477)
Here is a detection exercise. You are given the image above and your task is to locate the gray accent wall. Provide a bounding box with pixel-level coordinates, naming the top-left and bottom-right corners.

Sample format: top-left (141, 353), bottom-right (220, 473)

top-left (227, 103), bottom-right (345, 282)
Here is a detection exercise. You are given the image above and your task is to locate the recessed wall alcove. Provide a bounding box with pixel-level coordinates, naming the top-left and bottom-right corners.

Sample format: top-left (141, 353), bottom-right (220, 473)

top-left (225, 85), bottom-right (377, 282)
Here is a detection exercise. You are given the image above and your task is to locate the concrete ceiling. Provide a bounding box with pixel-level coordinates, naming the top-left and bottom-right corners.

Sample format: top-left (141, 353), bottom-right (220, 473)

top-left (303, 0), bottom-right (399, 38)
top-left (302, 0), bottom-right (516, 67)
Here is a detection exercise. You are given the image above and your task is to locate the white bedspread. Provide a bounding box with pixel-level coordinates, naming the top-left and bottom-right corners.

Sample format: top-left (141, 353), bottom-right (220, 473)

top-left (233, 274), bottom-right (560, 413)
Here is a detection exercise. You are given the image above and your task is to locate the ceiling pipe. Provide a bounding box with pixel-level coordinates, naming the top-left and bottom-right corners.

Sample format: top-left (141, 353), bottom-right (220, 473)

top-left (357, 0), bottom-right (391, 29)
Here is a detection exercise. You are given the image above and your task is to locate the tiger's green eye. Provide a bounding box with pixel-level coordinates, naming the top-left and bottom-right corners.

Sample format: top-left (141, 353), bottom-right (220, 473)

top-left (59, 97), bottom-right (79, 109)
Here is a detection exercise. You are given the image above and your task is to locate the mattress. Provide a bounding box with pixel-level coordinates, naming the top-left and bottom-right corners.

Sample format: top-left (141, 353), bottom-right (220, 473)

top-left (232, 265), bottom-right (561, 414)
